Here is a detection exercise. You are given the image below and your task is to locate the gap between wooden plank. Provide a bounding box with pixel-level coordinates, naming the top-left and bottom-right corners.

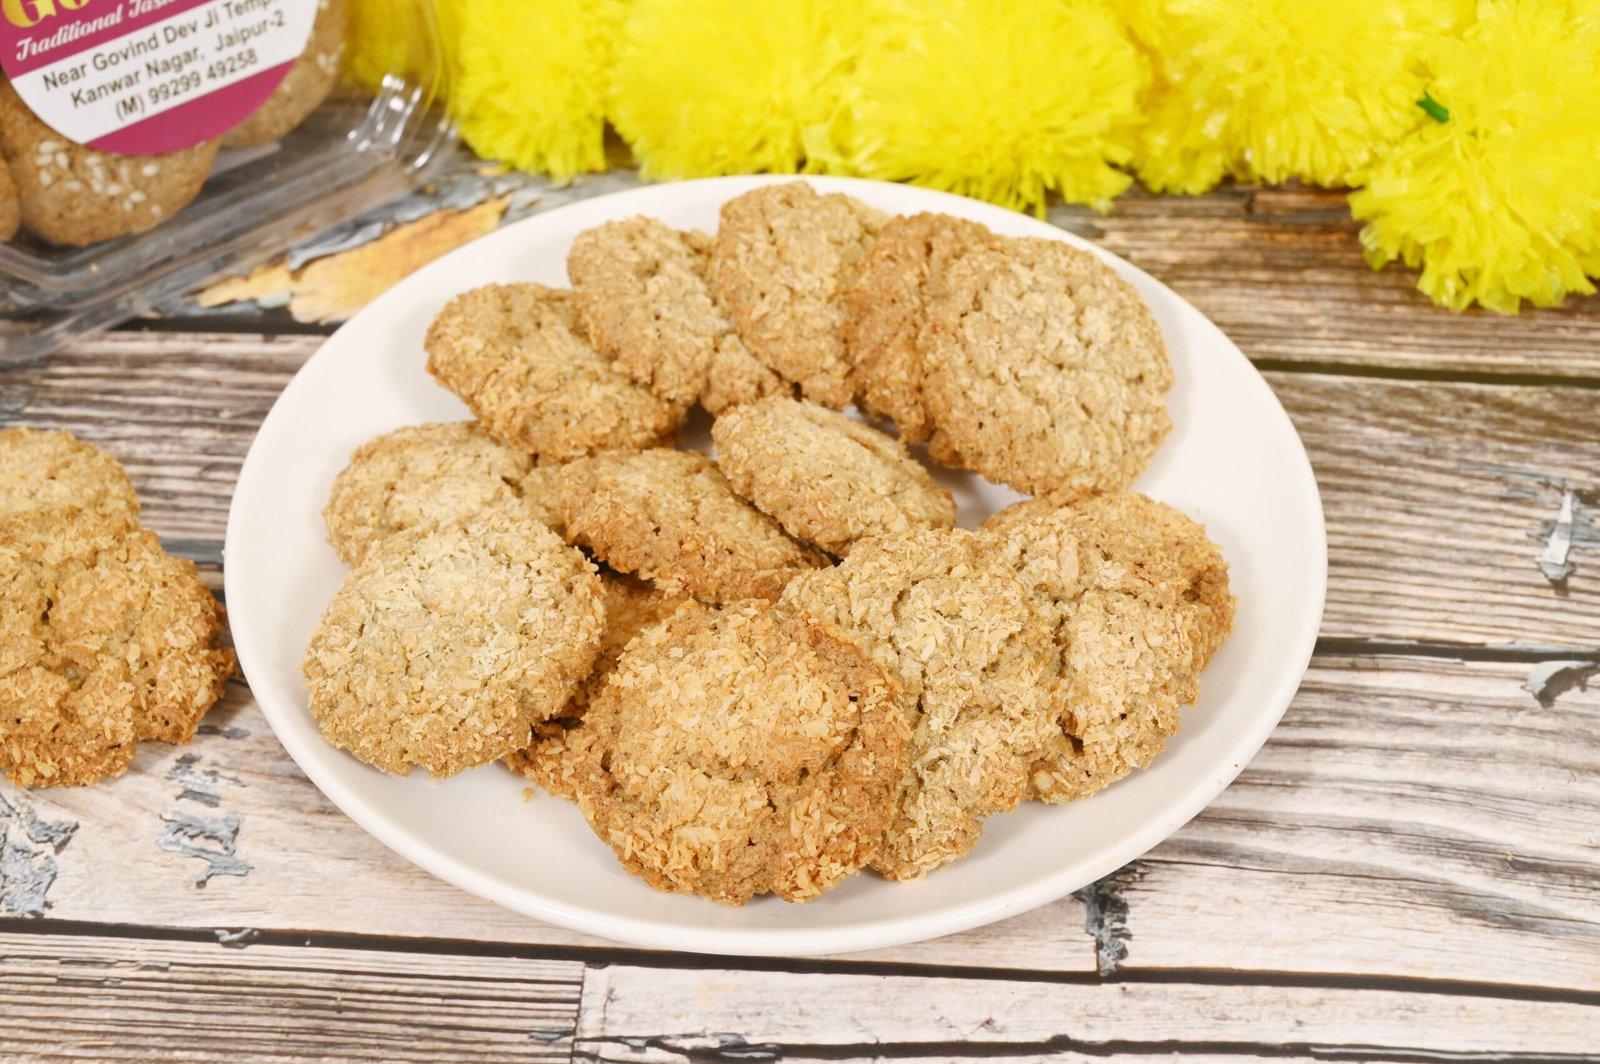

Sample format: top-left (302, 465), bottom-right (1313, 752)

top-left (2, 917), bottom-right (1597, 1012)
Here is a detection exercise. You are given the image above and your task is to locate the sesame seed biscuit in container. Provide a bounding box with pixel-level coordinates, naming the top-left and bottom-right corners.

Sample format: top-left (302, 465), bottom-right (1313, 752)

top-left (425, 283), bottom-right (685, 460)
top-left (302, 504), bottom-right (606, 778)
top-left (712, 396), bottom-right (956, 556)
top-left (222, 0), bottom-right (349, 149)
top-left (572, 601), bottom-right (908, 904)
top-left (712, 182), bottom-right (887, 408)
top-left (0, 154), bottom-right (17, 242)
top-left (0, 83), bottom-right (218, 248)
top-left (323, 421), bottom-right (553, 566)
top-left (568, 216), bottom-right (785, 413)
top-left (978, 492), bottom-right (1235, 803)
top-left (844, 212), bottom-right (996, 442)
top-left (0, 427), bottom-right (140, 522)
top-left (557, 449), bottom-right (827, 605)
top-left (505, 573), bottom-right (689, 801)
top-left (777, 528), bottom-right (1058, 881)
top-left (921, 237), bottom-right (1174, 496)
top-left (0, 509), bottom-right (233, 786)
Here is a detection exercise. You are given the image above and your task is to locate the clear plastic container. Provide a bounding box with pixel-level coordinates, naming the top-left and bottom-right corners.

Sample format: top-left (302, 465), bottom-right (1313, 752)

top-left (0, 0), bottom-right (455, 363)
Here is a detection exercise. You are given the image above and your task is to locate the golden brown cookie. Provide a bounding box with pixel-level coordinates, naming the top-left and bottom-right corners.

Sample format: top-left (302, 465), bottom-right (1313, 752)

top-left (302, 504), bottom-right (606, 777)
top-left (0, 509), bottom-right (233, 787)
top-left (425, 283), bottom-right (684, 459)
top-left (572, 600), bottom-right (907, 904)
top-left (977, 492), bottom-right (1234, 803)
top-left (844, 213), bottom-right (996, 442)
top-left (222, 0), bottom-right (348, 148)
top-left (505, 572), bottom-right (688, 801)
top-left (777, 529), bottom-right (1057, 880)
top-left (557, 449), bottom-right (827, 604)
top-left (0, 153), bottom-right (17, 242)
top-left (921, 237), bottom-right (1173, 496)
top-left (0, 427), bottom-right (140, 522)
top-left (568, 216), bottom-right (785, 413)
top-left (712, 397), bottom-right (956, 555)
top-left (0, 83), bottom-right (217, 247)
top-left (323, 421), bottom-right (544, 565)
top-left (711, 182), bottom-right (886, 408)
top-left (516, 458), bottom-right (567, 537)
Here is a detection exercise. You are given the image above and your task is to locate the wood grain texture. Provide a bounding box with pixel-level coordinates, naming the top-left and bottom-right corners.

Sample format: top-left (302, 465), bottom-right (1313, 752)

top-left (572, 965), bottom-right (1599, 1062)
top-left (4, 335), bottom-right (1597, 647)
top-left (4, 656), bottom-right (1593, 994)
top-left (0, 932), bottom-right (583, 1062)
top-left (1064, 184), bottom-right (1600, 381)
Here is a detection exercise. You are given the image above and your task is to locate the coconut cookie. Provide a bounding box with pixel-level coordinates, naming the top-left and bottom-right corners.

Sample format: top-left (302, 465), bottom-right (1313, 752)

top-left (302, 504), bottom-right (606, 777)
top-left (572, 601), bottom-right (907, 904)
top-left (0, 154), bottom-right (18, 242)
top-left (505, 573), bottom-right (687, 801)
top-left (0, 427), bottom-right (141, 522)
top-left (557, 449), bottom-right (827, 604)
top-left (425, 283), bottom-right (684, 459)
top-left (921, 237), bottom-right (1173, 496)
top-left (844, 212), bottom-right (996, 442)
top-left (978, 492), bottom-right (1234, 803)
top-left (568, 217), bottom-right (785, 412)
top-left (711, 182), bottom-right (886, 408)
top-left (0, 83), bottom-right (217, 247)
top-left (0, 510), bottom-right (233, 786)
top-left (777, 529), bottom-right (1057, 880)
top-left (712, 397), bottom-right (956, 556)
top-left (223, 0), bottom-right (348, 148)
top-left (323, 421), bottom-right (547, 565)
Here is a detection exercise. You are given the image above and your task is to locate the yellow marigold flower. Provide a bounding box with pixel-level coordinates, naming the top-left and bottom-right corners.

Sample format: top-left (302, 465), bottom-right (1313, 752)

top-left (816, 0), bottom-right (1146, 215)
top-left (1351, 1), bottom-right (1600, 313)
top-left (610, 0), bottom-right (887, 179)
top-left (345, 0), bottom-right (461, 95)
top-left (1120, 0), bottom-right (1470, 193)
top-left (450, 0), bottom-right (624, 180)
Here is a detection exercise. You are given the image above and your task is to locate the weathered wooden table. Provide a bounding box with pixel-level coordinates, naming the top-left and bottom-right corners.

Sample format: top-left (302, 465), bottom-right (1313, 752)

top-left (3, 165), bottom-right (1597, 1061)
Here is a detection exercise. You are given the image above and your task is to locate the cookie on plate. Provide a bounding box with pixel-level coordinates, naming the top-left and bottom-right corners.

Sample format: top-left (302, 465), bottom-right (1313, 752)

top-left (777, 528), bottom-right (1057, 880)
top-left (572, 600), bottom-right (907, 904)
top-left (0, 83), bottom-right (218, 247)
top-left (978, 492), bottom-right (1234, 802)
top-left (425, 283), bottom-right (684, 459)
top-left (711, 182), bottom-right (886, 408)
top-left (921, 237), bottom-right (1173, 496)
top-left (222, 0), bottom-right (348, 148)
top-left (0, 154), bottom-right (18, 241)
top-left (505, 572), bottom-right (688, 801)
top-left (568, 216), bottom-right (785, 413)
top-left (0, 510), bottom-right (234, 786)
top-left (844, 212), bottom-right (996, 442)
top-left (557, 449), bottom-right (827, 604)
top-left (712, 396), bottom-right (955, 555)
top-left (302, 504), bottom-right (606, 777)
top-left (324, 421), bottom-right (549, 565)
top-left (0, 427), bottom-right (140, 522)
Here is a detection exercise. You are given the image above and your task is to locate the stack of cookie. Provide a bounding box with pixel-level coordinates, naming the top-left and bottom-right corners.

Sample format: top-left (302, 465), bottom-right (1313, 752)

top-left (303, 182), bottom-right (1234, 905)
top-left (0, 0), bottom-right (345, 248)
top-left (0, 429), bottom-right (234, 787)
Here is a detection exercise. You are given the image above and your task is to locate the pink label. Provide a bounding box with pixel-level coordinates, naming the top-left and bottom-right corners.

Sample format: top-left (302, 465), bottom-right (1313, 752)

top-left (0, 0), bottom-right (316, 155)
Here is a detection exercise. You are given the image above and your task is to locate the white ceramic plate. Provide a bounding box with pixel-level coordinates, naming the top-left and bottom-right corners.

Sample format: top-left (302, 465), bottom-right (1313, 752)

top-left (226, 175), bottom-right (1327, 957)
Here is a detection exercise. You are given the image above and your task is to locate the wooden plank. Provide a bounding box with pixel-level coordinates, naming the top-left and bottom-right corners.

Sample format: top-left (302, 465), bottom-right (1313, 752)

top-left (5, 335), bottom-right (1598, 647)
top-left (571, 965), bottom-right (1600, 1061)
top-left (0, 931), bottom-right (583, 1062)
top-left (0, 683), bottom-right (1097, 970)
top-left (1117, 655), bottom-right (1600, 992)
top-left (5, 656), bottom-right (1594, 993)
top-left (1056, 185), bottom-right (1600, 381)
top-left (1265, 370), bottom-right (1600, 648)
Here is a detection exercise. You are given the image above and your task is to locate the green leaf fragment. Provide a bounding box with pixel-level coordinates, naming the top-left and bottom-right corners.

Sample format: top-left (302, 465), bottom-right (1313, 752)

top-left (1417, 91), bottom-right (1450, 123)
